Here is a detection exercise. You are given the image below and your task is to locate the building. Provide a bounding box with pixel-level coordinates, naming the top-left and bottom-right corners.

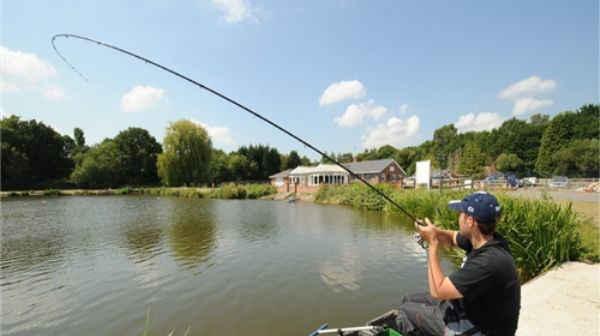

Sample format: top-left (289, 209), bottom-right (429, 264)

top-left (269, 158), bottom-right (406, 193)
top-left (344, 158), bottom-right (406, 184)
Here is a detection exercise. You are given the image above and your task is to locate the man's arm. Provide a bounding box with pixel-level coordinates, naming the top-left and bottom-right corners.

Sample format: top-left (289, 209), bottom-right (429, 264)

top-left (427, 240), bottom-right (463, 300)
top-left (435, 228), bottom-right (458, 248)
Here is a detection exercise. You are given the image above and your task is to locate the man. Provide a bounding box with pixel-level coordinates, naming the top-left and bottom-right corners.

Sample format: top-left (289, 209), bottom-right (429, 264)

top-left (392, 191), bottom-right (521, 336)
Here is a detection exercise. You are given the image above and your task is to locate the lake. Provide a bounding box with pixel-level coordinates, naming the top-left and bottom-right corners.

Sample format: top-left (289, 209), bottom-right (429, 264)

top-left (1, 196), bottom-right (456, 335)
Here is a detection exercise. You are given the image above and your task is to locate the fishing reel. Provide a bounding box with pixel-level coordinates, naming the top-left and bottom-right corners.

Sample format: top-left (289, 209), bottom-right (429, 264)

top-left (413, 233), bottom-right (428, 249)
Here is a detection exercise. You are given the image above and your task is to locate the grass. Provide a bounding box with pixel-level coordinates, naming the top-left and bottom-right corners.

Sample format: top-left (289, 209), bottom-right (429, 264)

top-left (315, 184), bottom-right (594, 282)
top-left (1, 184), bottom-right (277, 201)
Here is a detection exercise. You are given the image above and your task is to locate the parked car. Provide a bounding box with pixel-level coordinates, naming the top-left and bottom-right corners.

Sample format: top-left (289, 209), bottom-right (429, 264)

top-left (548, 176), bottom-right (569, 188)
top-left (504, 173), bottom-right (522, 188)
top-left (522, 177), bottom-right (537, 187)
top-left (482, 173), bottom-right (505, 186)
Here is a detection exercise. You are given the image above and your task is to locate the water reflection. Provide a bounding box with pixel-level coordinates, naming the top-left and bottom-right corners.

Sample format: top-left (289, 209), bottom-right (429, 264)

top-left (230, 201), bottom-right (280, 242)
top-left (123, 223), bottom-right (163, 262)
top-left (168, 201), bottom-right (216, 269)
top-left (319, 243), bottom-right (363, 292)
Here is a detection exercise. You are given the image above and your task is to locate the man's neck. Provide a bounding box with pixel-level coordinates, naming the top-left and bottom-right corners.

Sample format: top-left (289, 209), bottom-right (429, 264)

top-left (471, 232), bottom-right (493, 249)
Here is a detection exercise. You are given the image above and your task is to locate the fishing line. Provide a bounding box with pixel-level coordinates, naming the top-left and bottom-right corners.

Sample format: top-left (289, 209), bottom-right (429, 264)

top-left (51, 33), bottom-right (425, 229)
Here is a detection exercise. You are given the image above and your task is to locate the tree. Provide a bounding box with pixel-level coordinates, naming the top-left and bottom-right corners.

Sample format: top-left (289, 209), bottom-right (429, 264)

top-left (70, 139), bottom-right (120, 187)
top-left (0, 115), bottom-right (72, 189)
top-left (113, 127), bottom-right (162, 185)
top-left (432, 124), bottom-right (458, 169)
top-left (489, 118), bottom-right (543, 175)
top-left (552, 139), bottom-right (600, 177)
top-left (238, 144), bottom-right (281, 180)
top-left (157, 120), bottom-right (212, 186)
top-left (227, 153), bottom-right (250, 181)
top-left (74, 127), bottom-right (86, 147)
top-left (337, 152), bottom-right (354, 163)
top-left (495, 153), bottom-right (523, 173)
top-left (286, 150), bottom-right (302, 169)
top-left (209, 149), bottom-right (231, 184)
top-left (529, 114), bottom-right (550, 127)
top-left (459, 142), bottom-right (486, 177)
top-left (300, 156), bottom-right (312, 166)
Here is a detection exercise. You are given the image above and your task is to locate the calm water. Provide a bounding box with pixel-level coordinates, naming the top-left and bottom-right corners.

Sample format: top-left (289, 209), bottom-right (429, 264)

top-left (1, 196), bottom-right (456, 335)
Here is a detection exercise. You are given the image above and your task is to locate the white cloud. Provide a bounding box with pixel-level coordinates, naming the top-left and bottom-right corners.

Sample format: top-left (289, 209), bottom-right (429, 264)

top-left (190, 119), bottom-right (236, 147)
top-left (334, 100), bottom-right (387, 127)
top-left (319, 80), bottom-right (366, 106)
top-left (454, 112), bottom-right (504, 133)
top-left (212, 0), bottom-right (256, 23)
top-left (361, 115), bottom-right (420, 149)
top-left (512, 97), bottom-right (553, 116)
top-left (43, 86), bottom-right (66, 101)
top-left (199, 123), bottom-right (236, 146)
top-left (121, 85), bottom-right (165, 112)
top-left (498, 76), bottom-right (556, 100)
top-left (0, 45), bottom-right (57, 83)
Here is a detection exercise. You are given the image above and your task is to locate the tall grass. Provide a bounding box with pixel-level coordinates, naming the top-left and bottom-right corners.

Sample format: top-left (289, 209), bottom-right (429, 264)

top-left (315, 184), bottom-right (590, 282)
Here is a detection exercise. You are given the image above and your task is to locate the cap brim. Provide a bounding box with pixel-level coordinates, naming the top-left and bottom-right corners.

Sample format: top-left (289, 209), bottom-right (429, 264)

top-left (448, 200), bottom-right (465, 212)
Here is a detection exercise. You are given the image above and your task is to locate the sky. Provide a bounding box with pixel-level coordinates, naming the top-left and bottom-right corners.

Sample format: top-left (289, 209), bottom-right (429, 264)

top-left (1, 0), bottom-right (598, 159)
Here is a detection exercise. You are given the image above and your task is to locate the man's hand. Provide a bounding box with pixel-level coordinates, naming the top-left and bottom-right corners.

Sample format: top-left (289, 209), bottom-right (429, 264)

top-left (414, 217), bottom-right (439, 245)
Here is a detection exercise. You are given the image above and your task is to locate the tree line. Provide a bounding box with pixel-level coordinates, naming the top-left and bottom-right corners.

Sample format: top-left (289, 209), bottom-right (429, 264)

top-left (348, 104), bottom-right (599, 178)
top-left (0, 118), bottom-right (311, 190)
top-left (1, 104), bottom-right (598, 190)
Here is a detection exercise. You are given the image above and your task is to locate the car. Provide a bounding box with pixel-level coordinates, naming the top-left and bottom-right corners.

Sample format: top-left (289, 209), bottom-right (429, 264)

top-left (522, 177), bottom-right (537, 187)
top-left (548, 176), bottom-right (569, 188)
top-left (504, 172), bottom-right (522, 188)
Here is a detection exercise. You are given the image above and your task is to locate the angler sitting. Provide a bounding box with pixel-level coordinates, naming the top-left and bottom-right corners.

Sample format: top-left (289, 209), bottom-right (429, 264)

top-left (392, 191), bottom-right (521, 336)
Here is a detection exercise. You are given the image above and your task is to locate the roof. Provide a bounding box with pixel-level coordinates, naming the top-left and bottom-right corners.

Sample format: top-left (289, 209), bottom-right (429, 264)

top-left (289, 164), bottom-right (347, 175)
top-left (269, 169), bottom-right (292, 179)
top-left (344, 159), bottom-right (406, 175)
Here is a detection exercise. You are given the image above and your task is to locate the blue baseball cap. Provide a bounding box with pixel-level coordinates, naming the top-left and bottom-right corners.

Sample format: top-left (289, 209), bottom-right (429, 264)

top-left (448, 191), bottom-right (501, 222)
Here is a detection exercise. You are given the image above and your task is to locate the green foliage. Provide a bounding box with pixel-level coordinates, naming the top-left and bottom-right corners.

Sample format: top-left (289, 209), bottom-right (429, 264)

top-left (489, 118), bottom-right (545, 175)
top-left (237, 144), bottom-right (281, 180)
top-left (157, 120), bottom-right (212, 186)
top-left (315, 184), bottom-right (588, 282)
top-left (458, 142), bottom-right (486, 177)
top-left (1, 115), bottom-right (73, 189)
top-left (113, 127), bottom-right (162, 185)
top-left (244, 184), bottom-right (277, 199)
top-left (552, 139), bottom-right (600, 177)
top-left (42, 189), bottom-right (62, 196)
top-left (285, 150), bottom-right (302, 169)
top-left (227, 153), bottom-right (250, 181)
top-left (208, 183), bottom-right (276, 199)
top-left (495, 153), bottom-right (523, 172)
top-left (433, 124), bottom-right (458, 169)
top-left (74, 127), bottom-right (86, 147)
top-left (70, 139), bottom-right (121, 188)
top-left (536, 105), bottom-right (599, 177)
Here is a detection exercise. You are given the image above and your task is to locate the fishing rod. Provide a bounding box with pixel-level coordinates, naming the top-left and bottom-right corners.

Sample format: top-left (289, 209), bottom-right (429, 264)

top-left (51, 34), bottom-right (427, 240)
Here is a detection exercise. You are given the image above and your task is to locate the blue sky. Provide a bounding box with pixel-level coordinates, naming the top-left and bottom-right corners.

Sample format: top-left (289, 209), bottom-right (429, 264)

top-left (2, 0), bottom-right (598, 159)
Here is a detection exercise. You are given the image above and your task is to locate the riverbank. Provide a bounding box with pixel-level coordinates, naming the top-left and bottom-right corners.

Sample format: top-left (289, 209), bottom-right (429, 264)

top-left (517, 262), bottom-right (599, 336)
top-left (0, 184), bottom-right (277, 200)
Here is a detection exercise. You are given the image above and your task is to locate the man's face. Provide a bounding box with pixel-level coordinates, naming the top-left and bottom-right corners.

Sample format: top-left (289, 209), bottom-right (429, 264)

top-left (458, 212), bottom-right (473, 238)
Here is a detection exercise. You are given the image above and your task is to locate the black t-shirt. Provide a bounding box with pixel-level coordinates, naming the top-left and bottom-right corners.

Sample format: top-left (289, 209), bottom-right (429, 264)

top-left (448, 233), bottom-right (521, 335)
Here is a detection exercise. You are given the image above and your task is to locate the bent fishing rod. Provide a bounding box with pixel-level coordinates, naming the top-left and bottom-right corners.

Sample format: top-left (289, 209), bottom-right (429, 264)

top-left (51, 34), bottom-right (427, 237)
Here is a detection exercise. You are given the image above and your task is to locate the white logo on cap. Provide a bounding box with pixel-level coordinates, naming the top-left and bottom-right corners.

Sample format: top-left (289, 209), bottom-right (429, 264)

top-left (467, 206), bottom-right (475, 213)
